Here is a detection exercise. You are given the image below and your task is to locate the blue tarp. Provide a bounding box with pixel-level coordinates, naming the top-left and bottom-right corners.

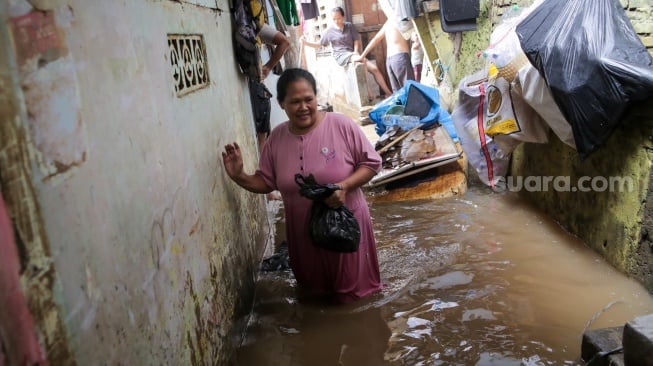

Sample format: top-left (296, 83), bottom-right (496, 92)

top-left (369, 80), bottom-right (458, 141)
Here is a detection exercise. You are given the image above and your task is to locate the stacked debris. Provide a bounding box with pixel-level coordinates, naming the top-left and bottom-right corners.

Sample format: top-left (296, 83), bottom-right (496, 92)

top-left (375, 124), bottom-right (439, 169)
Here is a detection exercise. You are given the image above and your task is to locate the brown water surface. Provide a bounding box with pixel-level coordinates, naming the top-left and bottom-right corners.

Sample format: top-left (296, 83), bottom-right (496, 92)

top-left (234, 186), bottom-right (653, 365)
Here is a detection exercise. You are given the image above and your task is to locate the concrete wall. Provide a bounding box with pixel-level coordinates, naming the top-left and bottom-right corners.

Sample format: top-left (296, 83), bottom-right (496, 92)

top-left (436, 0), bottom-right (653, 291)
top-left (0, 0), bottom-right (271, 364)
top-left (512, 104), bottom-right (653, 289)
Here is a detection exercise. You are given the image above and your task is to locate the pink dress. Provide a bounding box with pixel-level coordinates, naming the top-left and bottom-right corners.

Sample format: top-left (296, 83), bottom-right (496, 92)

top-left (257, 112), bottom-right (383, 303)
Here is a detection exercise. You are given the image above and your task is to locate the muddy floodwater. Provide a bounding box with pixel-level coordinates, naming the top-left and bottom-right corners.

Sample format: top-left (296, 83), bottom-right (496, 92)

top-left (234, 186), bottom-right (653, 365)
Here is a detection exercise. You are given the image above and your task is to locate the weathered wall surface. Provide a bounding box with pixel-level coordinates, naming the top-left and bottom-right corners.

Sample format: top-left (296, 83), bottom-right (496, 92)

top-left (0, 0), bottom-right (270, 364)
top-left (308, 54), bottom-right (375, 119)
top-left (512, 105), bottom-right (653, 289)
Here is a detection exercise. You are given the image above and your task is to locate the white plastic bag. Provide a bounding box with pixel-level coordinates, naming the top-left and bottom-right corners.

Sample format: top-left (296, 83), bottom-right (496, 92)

top-left (481, 8), bottom-right (550, 145)
top-left (516, 65), bottom-right (576, 148)
top-left (452, 71), bottom-right (514, 189)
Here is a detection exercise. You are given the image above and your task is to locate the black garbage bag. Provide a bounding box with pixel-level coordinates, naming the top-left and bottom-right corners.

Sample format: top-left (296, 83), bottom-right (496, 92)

top-left (516, 0), bottom-right (653, 158)
top-left (260, 241), bottom-right (290, 272)
top-left (294, 174), bottom-right (361, 253)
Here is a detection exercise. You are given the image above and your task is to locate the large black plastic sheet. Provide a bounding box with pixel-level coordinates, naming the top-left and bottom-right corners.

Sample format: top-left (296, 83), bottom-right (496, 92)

top-left (516, 0), bottom-right (653, 158)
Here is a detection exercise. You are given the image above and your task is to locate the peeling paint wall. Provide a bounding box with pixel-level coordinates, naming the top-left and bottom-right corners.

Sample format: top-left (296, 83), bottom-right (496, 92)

top-left (411, 0), bottom-right (495, 110)
top-left (1, 0), bottom-right (270, 364)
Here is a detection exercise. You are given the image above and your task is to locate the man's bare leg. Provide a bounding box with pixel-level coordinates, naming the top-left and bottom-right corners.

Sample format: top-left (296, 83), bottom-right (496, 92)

top-left (365, 60), bottom-right (392, 96)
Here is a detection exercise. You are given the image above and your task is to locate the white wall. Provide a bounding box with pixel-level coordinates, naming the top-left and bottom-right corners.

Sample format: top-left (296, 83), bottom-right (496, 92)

top-left (2, 0), bottom-right (270, 364)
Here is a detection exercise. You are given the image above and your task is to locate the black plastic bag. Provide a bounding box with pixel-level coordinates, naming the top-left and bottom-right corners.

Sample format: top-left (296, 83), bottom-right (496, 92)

top-left (294, 174), bottom-right (361, 253)
top-left (248, 80), bottom-right (272, 134)
top-left (516, 0), bottom-right (653, 158)
top-left (260, 241), bottom-right (290, 272)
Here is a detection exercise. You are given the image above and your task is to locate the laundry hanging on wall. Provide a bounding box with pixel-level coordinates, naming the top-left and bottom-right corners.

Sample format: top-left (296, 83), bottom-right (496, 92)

top-left (299, 0), bottom-right (318, 20)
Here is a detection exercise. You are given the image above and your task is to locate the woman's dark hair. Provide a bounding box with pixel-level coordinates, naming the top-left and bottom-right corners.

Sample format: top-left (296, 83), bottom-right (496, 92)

top-left (276, 68), bottom-right (317, 103)
top-left (332, 6), bottom-right (345, 16)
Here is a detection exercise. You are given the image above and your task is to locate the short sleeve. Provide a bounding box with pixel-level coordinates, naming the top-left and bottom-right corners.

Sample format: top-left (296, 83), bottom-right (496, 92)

top-left (258, 23), bottom-right (278, 44)
top-left (351, 125), bottom-right (381, 173)
top-left (255, 125), bottom-right (279, 190)
top-left (332, 113), bottom-right (381, 173)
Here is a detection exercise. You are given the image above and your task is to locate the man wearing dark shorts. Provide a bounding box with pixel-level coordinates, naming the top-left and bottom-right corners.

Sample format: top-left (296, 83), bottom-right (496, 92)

top-left (386, 52), bottom-right (414, 91)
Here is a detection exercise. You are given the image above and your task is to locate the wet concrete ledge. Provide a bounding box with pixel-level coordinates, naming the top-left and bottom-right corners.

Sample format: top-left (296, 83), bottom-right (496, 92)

top-left (582, 313), bottom-right (653, 366)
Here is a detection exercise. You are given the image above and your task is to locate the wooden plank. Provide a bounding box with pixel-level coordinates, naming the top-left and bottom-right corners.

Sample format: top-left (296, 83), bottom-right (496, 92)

top-left (365, 154), bottom-right (467, 203)
top-left (422, 0), bottom-right (440, 12)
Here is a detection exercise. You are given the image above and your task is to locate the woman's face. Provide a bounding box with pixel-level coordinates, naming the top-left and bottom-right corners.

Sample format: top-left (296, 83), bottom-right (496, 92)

top-left (280, 79), bottom-right (318, 132)
top-left (331, 11), bottom-right (345, 29)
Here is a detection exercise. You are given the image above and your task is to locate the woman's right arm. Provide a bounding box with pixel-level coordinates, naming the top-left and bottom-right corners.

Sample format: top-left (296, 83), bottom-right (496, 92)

top-left (222, 143), bottom-right (273, 194)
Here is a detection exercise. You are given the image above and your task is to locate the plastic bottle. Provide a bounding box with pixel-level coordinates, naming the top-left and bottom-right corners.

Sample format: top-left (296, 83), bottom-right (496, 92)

top-left (501, 4), bottom-right (523, 22)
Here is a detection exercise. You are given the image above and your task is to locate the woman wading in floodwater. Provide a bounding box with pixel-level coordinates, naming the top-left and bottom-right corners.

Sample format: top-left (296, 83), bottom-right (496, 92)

top-left (221, 68), bottom-right (384, 304)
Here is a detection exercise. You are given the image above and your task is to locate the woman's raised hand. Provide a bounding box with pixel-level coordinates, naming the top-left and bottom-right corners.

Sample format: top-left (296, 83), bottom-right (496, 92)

top-left (222, 143), bottom-right (244, 180)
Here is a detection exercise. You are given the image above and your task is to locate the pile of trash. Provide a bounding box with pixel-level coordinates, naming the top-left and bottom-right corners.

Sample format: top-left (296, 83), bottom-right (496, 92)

top-left (260, 241), bottom-right (289, 272)
top-left (375, 124), bottom-right (439, 169)
top-left (367, 81), bottom-right (462, 187)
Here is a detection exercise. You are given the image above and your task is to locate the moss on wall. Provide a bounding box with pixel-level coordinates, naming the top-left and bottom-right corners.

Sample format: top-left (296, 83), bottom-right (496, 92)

top-left (454, 0), bottom-right (493, 88)
top-left (504, 0), bottom-right (653, 290)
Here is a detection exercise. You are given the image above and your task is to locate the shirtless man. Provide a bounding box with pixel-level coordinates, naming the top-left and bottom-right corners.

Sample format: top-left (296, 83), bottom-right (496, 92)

top-left (352, 19), bottom-right (415, 92)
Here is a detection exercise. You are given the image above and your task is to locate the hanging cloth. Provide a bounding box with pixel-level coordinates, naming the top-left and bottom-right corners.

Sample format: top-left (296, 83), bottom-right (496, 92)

top-left (300, 0), bottom-right (319, 20)
top-left (274, 0), bottom-right (299, 26)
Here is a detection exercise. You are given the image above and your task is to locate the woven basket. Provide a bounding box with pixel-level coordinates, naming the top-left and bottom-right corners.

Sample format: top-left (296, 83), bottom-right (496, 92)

top-left (497, 52), bottom-right (530, 82)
